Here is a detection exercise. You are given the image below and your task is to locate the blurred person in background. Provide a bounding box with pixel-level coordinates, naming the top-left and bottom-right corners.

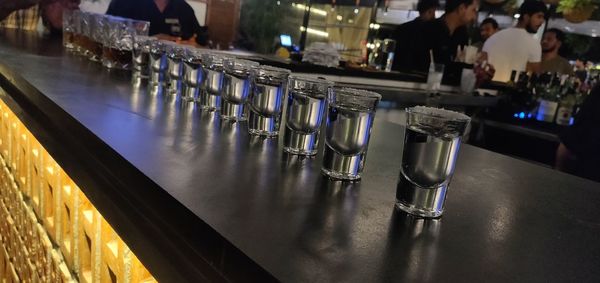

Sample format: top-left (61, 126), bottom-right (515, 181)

top-left (556, 85), bottom-right (600, 182)
top-left (473, 17), bottom-right (498, 50)
top-left (483, 0), bottom-right (547, 82)
top-left (106, 0), bottom-right (208, 47)
top-left (540, 28), bottom-right (574, 75)
top-left (398, 0), bottom-right (479, 73)
top-left (391, 0), bottom-right (440, 71)
top-left (574, 60), bottom-right (588, 82)
top-left (0, 0), bottom-right (80, 32)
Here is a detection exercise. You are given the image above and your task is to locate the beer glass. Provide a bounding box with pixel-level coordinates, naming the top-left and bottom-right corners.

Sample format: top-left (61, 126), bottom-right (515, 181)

top-left (71, 10), bottom-right (84, 53)
top-left (283, 76), bottom-right (333, 155)
top-left (88, 14), bottom-right (105, 62)
top-left (101, 17), bottom-right (133, 69)
top-left (79, 12), bottom-right (93, 56)
top-left (220, 58), bottom-right (259, 121)
top-left (62, 10), bottom-right (75, 50)
top-left (395, 106), bottom-right (470, 218)
top-left (248, 65), bottom-right (291, 136)
top-left (321, 88), bottom-right (381, 181)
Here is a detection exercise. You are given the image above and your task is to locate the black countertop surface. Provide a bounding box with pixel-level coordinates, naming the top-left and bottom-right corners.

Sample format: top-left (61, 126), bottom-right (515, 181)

top-left (1, 30), bottom-right (600, 282)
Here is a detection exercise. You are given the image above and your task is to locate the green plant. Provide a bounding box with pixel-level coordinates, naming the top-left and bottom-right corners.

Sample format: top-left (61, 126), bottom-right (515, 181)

top-left (239, 0), bottom-right (292, 53)
top-left (557, 0), bottom-right (598, 12)
top-left (502, 0), bottom-right (519, 15)
top-left (565, 33), bottom-right (592, 57)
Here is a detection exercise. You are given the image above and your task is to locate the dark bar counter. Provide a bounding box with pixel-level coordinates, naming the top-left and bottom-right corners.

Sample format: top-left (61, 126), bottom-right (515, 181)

top-left (1, 30), bottom-right (600, 282)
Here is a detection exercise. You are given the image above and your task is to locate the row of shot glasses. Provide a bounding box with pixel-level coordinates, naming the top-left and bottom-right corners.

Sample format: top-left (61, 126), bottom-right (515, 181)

top-left (131, 37), bottom-right (382, 181)
top-left (62, 14), bottom-right (472, 218)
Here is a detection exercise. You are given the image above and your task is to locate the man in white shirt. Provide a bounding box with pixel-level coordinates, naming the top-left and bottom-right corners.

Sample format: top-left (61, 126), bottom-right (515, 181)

top-left (482, 0), bottom-right (547, 82)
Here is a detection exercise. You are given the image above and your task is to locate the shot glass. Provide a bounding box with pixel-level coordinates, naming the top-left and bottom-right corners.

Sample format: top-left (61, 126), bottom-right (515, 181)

top-left (321, 88), bottom-right (381, 181)
top-left (165, 43), bottom-right (186, 94)
top-left (132, 35), bottom-right (154, 78)
top-left (427, 63), bottom-right (444, 93)
top-left (220, 58), bottom-right (259, 121)
top-left (149, 40), bottom-right (169, 85)
top-left (180, 48), bottom-right (206, 102)
top-left (283, 76), bottom-right (333, 155)
top-left (199, 53), bottom-right (226, 110)
top-left (248, 65), bottom-right (291, 137)
top-left (62, 10), bottom-right (75, 50)
top-left (395, 106), bottom-right (470, 218)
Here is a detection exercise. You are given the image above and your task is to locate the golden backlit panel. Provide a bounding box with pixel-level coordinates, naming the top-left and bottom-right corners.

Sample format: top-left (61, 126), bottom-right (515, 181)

top-left (0, 99), bottom-right (157, 282)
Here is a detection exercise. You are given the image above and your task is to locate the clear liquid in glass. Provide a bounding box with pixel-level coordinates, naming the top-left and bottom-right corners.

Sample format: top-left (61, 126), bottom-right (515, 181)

top-left (221, 73), bottom-right (251, 120)
top-left (248, 82), bottom-right (286, 136)
top-left (321, 103), bottom-right (375, 180)
top-left (395, 124), bottom-right (461, 218)
top-left (200, 68), bottom-right (223, 111)
top-left (283, 90), bottom-right (326, 155)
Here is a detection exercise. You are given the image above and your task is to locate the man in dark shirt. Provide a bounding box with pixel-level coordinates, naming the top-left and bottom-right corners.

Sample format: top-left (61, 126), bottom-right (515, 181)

top-left (391, 0), bottom-right (439, 72)
top-left (425, 0), bottom-right (478, 70)
top-left (396, 0), bottom-right (478, 75)
top-left (556, 86), bottom-right (600, 182)
top-left (106, 0), bottom-right (208, 46)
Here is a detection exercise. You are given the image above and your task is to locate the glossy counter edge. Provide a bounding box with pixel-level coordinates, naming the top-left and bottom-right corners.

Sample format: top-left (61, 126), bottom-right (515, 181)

top-left (0, 59), bottom-right (276, 282)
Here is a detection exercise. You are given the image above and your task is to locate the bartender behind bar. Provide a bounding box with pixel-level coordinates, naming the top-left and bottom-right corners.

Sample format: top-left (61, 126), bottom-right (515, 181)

top-left (391, 0), bottom-right (440, 72)
top-left (106, 0), bottom-right (208, 46)
top-left (393, 0), bottom-right (478, 74)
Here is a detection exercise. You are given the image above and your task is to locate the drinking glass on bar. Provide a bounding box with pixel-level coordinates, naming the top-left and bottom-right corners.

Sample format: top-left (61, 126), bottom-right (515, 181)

top-left (126, 18), bottom-right (150, 38)
top-left (283, 76), bottom-right (333, 156)
top-left (220, 58), bottom-right (259, 121)
top-left (132, 35), bottom-right (154, 78)
top-left (71, 10), bottom-right (84, 53)
top-left (395, 106), bottom-right (470, 218)
top-left (199, 53), bottom-right (226, 110)
top-left (427, 63), bottom-right (444, 93)
top-left (62, 10), bottom-right (75, 50)
top-left (88, 14), bottom-right (105, 62)
top-left (79, 12), bottom-right (92, 56)
top-left (101, 18), bottom-right (133, 69)
top-left (165, 43), bottom-right (186, 94)
top-left (321, 88), bottom-right (381, 181)
top-left (248, 65), bottom-right (291, 137)
top-left (181, 48), bottom-right (206, 102)
top-left (149, 40), bottom-right (169, 85)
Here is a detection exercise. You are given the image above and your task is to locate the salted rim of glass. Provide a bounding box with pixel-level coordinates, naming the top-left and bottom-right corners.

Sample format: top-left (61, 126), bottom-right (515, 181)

top-left (407, 106), bottom-right (470, 122)
top-left (184, 47), bottom-right (208, 59)
top-left (223, 58), bottom-right (259, 72)
top-left (334, 87), bottom-right (381, 100)
top-left (289, 75), bottom-right (333, 86)
top-left (253, 65), bottom-right (291, 77)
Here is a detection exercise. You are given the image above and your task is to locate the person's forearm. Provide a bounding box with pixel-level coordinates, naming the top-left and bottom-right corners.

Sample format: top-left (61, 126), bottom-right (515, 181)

top-left (555, 143), bottom-right (576, 172)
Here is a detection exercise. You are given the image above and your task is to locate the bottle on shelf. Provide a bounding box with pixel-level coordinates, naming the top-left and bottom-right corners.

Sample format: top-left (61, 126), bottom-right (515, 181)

top-left (535, 72), bottom-right (560, 123)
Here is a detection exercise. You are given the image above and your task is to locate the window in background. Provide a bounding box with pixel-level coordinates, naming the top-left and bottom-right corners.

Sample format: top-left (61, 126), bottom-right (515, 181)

top-left (305, 4), bottom-right (372, 61)
top-left (238, 0), bottom-right (303, 53)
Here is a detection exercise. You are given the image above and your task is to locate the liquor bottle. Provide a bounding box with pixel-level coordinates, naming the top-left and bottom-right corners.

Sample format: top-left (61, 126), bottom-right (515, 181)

top-left (556, 77), bottom-right (577, 126)
top-left (535, 73), bottom-right (560, 122)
